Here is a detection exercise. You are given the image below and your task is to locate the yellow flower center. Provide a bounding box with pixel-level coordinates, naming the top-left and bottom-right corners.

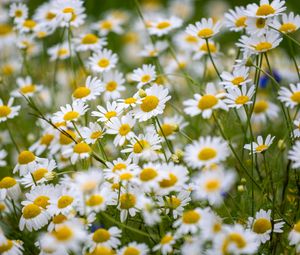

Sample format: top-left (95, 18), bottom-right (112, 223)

top-left (280, 23), bottom-right (297, 33)
top-left (98, 58), bottom-right (110, 68)
top-left (0, 177), bottom-right (17, 189)
top-left (34, 195), bottom-right (50, 209)
top-left (156, 21), bottom-right (171, 29)
top-left (256, 144), bottom-right (268, 152)
top-left (213, 223), bottom-right (222, 233)
top-left (235, 95), bottom-right (249, 105)
top-left (20, 84), bottom-right (36, 94)
top-left (231, 76), bottom-right (245, 86)
top-left (101, 20), bottom-right (113, 29)
top-left (119, 124), bottom-right (131, 136)
top-left (159, 173), bottom-right (178, 188)
top-left (255, 42), bottom-right (272, 51)
top-left (160, 234), bottom-right (173, 244)
top-left (82, 180), bottom-right (97, 192)
top-left (293, 220), bottom-right (300, 232)
top-left (254, 100), bottom-right (268, 113)
top-left (0, 105), bottom-right (11, 117)
top-left (140, 167), bottom-right (158, 181)
top-left (235, 16), bottom-right (247, 27)
top-left (40, 134), bottom-right (54, 145)
top-left (291, 91), bottom-right (300, 103)
top-left (140, 95), bottom-right (159, 112)
top-left (222, 233), bottom-right (246, 253)
top-left (90, 131), bottom-right (102, 139)
top-left (52, 214), bottom-right (67, 224)
top-left (63, 7), bottom-right (76, 21)
top-left (52, 225), bottom-right (73, 241)
top-left (15, 10), bottom-right (23, 17)
top-left (58, 48), bottom-right (68, 56)
top-left (73, 142), bottom-right (91, 154)
top-left (46, 12), bottom-right (56, 20)
top-left (18, 150), bottom-right (35, 164)
top-left (197, 28), bottom-right (214, 38)
top-left (185, 35), bottom-right (198, 43)
top-left (256, 4), bottom-right (275, 16)
top-left (182, 210), bottom-right (201, 224)
top-left (0, 24), bottom-right (12, 36)
top-left (32, 168), bottom-right (48, 181)
top-left (113, 163), bottom-right (127, 172)
top-left (133, 140), bottom-right (149, 154)
top-left (253, 218), bottom-right (272, 233)
top-left (124, 247), bottom-right (140, 255)
top-left (141, 74), bottom-right (151, 83)
top-left (105, 111), bottom-right (117, 119)
top-left (198, 94), bottom-right (218, 110)
top-left (86, 194), bottom-right (104, 206)
top-left (158, 124), bottom-right (175, 137)
top-left (256, 18), bottom-right (266, 28)
top-left (63, 111), bottom-right (80, 121)
top-left (0, 240), bottom-right (13, 253)
top-left (200, 42), bottom-right (217, 53)
top-left (23, 204), bottom-right (41, 219)
top-left (205, 179), bottom-right (221, 192)
top-left (106, 81), bottom-right (118, 91)
top-left (23, 19), bottom-right (36, 29)
top-left (93, 229), bottom-right (111, 243)
top-left (0, 203), bottom-right (6, 212)
top-left (198, 147), bottom-right (217, 161)
top-left (73, 87), bottom-right (91, 99)
top-left (59, 130), bottom-right (76, 145)
top-left (57, 195), bottom-right (74, 209)
top-left (81, 34), bottom-right (98, 44)
top-left (120, 172), bottom-right (133, 181)
top-left (166, 196), bottom-right (181, 209)
top-left (90, 246), bottom-right (114, 255)
top-left (124, 97), bottom-right (137, 104)
top-left (2, 64), bottom-right (14, 75)
top-left (120, 193), bottom-right (136, 209)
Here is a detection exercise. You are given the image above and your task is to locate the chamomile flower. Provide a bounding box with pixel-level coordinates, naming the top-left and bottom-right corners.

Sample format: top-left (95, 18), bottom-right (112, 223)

top-left (81, 122), bottom-right (105, 144)
top-left (148, 16), bottom-right (182, 37)
top-left (193, 168), bottom-right (236, 206)
top-left (131, 64), bottom-right (157, 88)
top-left (118, 242), bottom-right (149, 255)
top-left (53, 100), bottom-right (89, 123)
top-left (157, 115), bottom-right (187, 140)
top-left (102, 70), bottom-right (125, 100)
top-left (16, 19), bottom-right (38, 33)
top-left (224, 6), bottom-right (248, 32)
top-left (0, 239), bottom-right (23, 255)
top-left (72, 76), bottom-right (103, 102)
top-left (153, 232), bottom-right (177, 255)
top-left (47, 42), bottom-right (71, 61)
top-left (244, 0), bottom-right (286, 18)
top-left (13, 150), bottom-right (44, 176)
top-left (0, 98), bottom-right (20, 122)
top-left (224, 85), bottom-right (255, 109)
top-left (184, 136), bottom-right (229, 169)
top-left (0, 176), bottom-right (21, 200)
top-left (273, 12), bottom-right (300, 34)
top-left (278, 83), bottom-right (300, 109)
top-left (247, 209), bottom-right (284, 244)
top-left (288, 141), bottom-right (300, 169)
top-left (139, 196), bottom-right (161, 226)
top-left (288, 220), bottom-right (300, 249)
top-left (117, 189), bottom-right (141, 222)
top-left (0, 149), bottom-right (7, 167)
top-left (63, 141), bottom-right (92, 164)
top-left (244, 134), bottom-right (275, 154)
top-left (245, 17), bottom-right (272, 36)
top-left (12, 76), bottom-right (43, 98)
top-left (201, 211), bottom-right (224, 240)
top-left (220, 66), bottom-right (251, 89)
top-left (140, 40), bottom-right (168, 57)
top-left (30, 130), bottom-right (56, 156)
top-left (74, 33), bottom-right (106, 52)
top-left (9, 3), bottom-right (28, 22)
top-left (184, 83), bottom-right (227, 118)
top-left (117, 95), bottom-right (141, 110)
top-left (186, 18), bottom-right (222, 39)
top-left (92, 17), bottom-right (123, 36)
top-left (193, 39), bottom-right (220, 60)
top-left (252, 98), bottom-right (279, 123)
top-left (92, 101), bottom-right (123, 123)
top-left (106, 115), bottom-right (136, 146)
top-left (89, 49), bottom-right (118, 73)
top-left (237, 30), bottom-right (282, 54)
top-left (88, 227), bottom-right (121, 250)
top-left (134, 84), bottom-right (171, 121)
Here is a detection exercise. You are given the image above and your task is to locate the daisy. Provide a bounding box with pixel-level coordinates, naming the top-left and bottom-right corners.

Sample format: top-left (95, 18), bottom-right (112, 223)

top-left (118, 242), bottom-right (149, 255)
top-left (92, 17), bottom-right (123, 36)
top-left (237, 30), bottom-right (282, 54)
top-left (92, 101), bottom-right (123, 123)
top-left (131, 64), bottom-right (157, 89)
top-left (244, 0), bottom-right (286, 18)
top-left (0, 149), bottom-right (7, 167)
top-left (252, 98), bottom-right (279, 123)
top-left (49, 128), bottom-right (77, 155)
top-left (102, 70), bottom-right (125, 100)
top-left (72, 76), bottom-right (103, 102)
top-left (117, 189), bottom-right (141, 222)
top-left (0, 97), bottom-right (20, 123)
top-left (158, 115), bottom-right (187, 140)
top-left (152, 232), bottom-right (177, 255)
top-left (133, 84), bottom-right (171, 121)
top-left (186, 18), bottom-right (222, 39)
top-left (0, 176), bottom-right (21, 200)
top-left (52, 100), bottom-right (89, 123)
top-left (63, 141), bottom-right (92, 164)
top-left (47, 42), bottom-right (71, 61)
top-left (201, 211), bottom-right (224, 240)
top-left (278, 83), bottom-right (300, 109)
top-left (9, 3), bottom-right (28, 22)
top-left (184, 136), bottom-right (230, 169)
top-left (288, 141), bottom-right (300, 169)
top-left (12, 76), bottom-right (42, 98)
top-left (193, 39), bottom-right (220, 60)
top-left (288, 220), bottom-right (300, 249)
top-left (117, 95), bottom-right (141, 110)
top-left (88, 227), bottom-right (121, 250)
top-left (140, 40), bottom-right (168, 58)
top-left (224, 85), bottom-right (255, 109)
top-left (0, 239), bottom-right (23, 255)
top-left (89, 49), bottom-right (118, 73)
top-left (74, 33), bottom-right (106, 52)
top-left (245, 17), bottom-right (272, 36)
top-left (273, 12), bottom-right (300, 34)
top-left (224, 7), bottom-right (248, 32)
top-left (122, 127), bottom-right (162, 161)
top-left (248, 209), bottom-right (284, 244)
top-left (173, 207), bottom-right (209, 234)
top-left (173, 31), bottom-right (199, 52)
top-left (148, 16), bottom-right (182, 37)
top-left (16, 19), bottom-right (37, 33)
top-left (184, 83), bottom-right (227, 119)
top-left (106, 115), bottom-right (136, 146)
top-left (220, 66), bottom-right (251, 89)
top-left (81, 122), bottom-right (105, 144)
top-left (193, 168), bottom-right (236, 206)
top-left (244, 134), bottom-right (275, 154)
top-left (139, 196), bottom-right (161, 226)
top-left (13, 150), bottom-right (44, 176)
top-left (30, 131), bottom-right (56, 155)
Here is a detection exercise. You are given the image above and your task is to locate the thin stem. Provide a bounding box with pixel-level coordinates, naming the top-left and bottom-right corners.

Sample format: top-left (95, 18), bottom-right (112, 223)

top-left (6, 121), bottom-right (20, 153)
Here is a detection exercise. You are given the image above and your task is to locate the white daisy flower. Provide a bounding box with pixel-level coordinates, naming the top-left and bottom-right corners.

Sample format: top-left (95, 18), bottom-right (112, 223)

top-left (117, 188), bottom-right (141, 222)
top-left (12, 76), bottom-right (43, 98)
top-left (89, 48), bottom-right (118, 73)
top-left (72, 76), bottom-right (103, 102)
top-left (131, 64), bottom-right (157, 88)
top-left (102, 70), bottom-right (125, 100)
top-left (118, 242), bottom-right (149, 255)
top-left (148, 16), bottom-right (182, 37)
top-left (244, 134), bottom-right (275, 154)
top-left (193, 39), bottom-right (220, 60)
top-left (81, 122), bottom-right (105, 144)
top-left (244, 0), bottom-right (286, 18)
top-left (92, 17), bottom-right (123, 36)
top-left (247, 209), bottom-right (284, 244)
top-left (288, 220), bottom-right (300, 249)
top-left (47, 42), bottom-right (71, 61)
top-left (220, 66), bottom-right (251, 89)
top-left (9, 3), bottom-right (28, 22)
top-left (224, 6), bottom-right (248, 32)
top-left (88, 226), bottom-right (121, 250)
top-left (224, 85), bottom-right (255, 109)
top-left (74, 33), bottom-right (106, 52)
top-left (245, 17), bottom-right (272, 36)
top-left (117, 95), bottom-right (141, 110)
top-left (184, 136), bottom-right (230, 169)
top-left (157, 115), bottom-right (187, 140)
top-left (30, 131), bottom-right (56, 155)
top-left (140, 40), bottom-right (168, 58)
top-left (139, 196), bottom-right (161, 226)
top-left (62, 142), bottom-right (92, 164)
top-left (92, 101), bottom-right (123, 123)
top-left (153, 232), bottom-right (177, 255)
top-left (186, 18), bottom-right (222, 39)
top-left (278, 83), bottom-right (300, 109)
top-left (251, 98), bottom-right (279, 123)
top-left (0, 239), bottom-right (23, 255)
top-left (0, 98), bottom-right (21, 122)
top-left (13, 150), bottom-right (44, 176)
top-left (0, 176), bottom-right (21, 200)
top-left (15, 18), bottom-right (37, 33)
top-left (273, 12), bottom-right (300, 34)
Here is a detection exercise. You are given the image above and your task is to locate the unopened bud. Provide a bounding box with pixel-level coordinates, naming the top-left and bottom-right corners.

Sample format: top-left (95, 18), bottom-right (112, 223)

top-left (44, 172), bottom-right (56, 181)
top-left (139, 89), bottom-right (147, 98)
top-left (228, 48), bottom-right (236, 57)
top-left (238, 185), bottom-right (245, 192)
top-left (277, 139), bottom-right (286, 151)
top-left (171, 149), bottom-right (184, 163)
top-left (172, 124), bottom-right (179, 132)
top-left (241, 178), bottom-right (247, 184)
top-left (245, 58), bottom-right (253, 67)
